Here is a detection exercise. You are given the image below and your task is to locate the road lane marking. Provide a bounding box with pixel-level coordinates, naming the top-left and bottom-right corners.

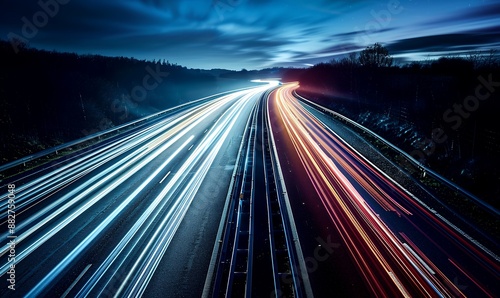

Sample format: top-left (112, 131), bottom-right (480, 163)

top-left (159, 171), bottom-right (171, 184)
top-left (188, 145), bottom-right (194, 151)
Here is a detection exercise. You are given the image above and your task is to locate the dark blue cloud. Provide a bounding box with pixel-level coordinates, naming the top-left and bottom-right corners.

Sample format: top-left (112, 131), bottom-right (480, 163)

top-left (387, 24), bottom-right (500, 62)
top-left (1, 0), bottom-right (499, 69)
top-left (423, 2), bottom-right (500, 27)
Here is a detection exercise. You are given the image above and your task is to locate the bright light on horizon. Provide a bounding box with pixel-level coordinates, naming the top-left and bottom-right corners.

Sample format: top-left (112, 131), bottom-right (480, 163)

top-left (251, 79), bottom-right (281, 86)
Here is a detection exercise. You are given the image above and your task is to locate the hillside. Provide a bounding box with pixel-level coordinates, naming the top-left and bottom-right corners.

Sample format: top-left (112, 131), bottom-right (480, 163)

top-left (0, 40), bottom-right (272, 164)
top-left (283, 56), bottom-right (500, 207)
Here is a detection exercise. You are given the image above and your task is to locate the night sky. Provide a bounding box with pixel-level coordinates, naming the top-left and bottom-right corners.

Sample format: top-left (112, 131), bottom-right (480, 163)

top-left (1, 0), bottom-right (499, 69)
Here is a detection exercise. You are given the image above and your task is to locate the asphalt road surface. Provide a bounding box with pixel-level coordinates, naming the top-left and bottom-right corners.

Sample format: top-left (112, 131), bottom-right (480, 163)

top-left (267, 83), bottom-right (499, 297)
top-left (1, 82), bottom-right (498, 297)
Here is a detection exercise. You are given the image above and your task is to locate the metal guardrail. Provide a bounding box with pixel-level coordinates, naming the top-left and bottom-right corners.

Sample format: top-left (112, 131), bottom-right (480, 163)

top-left (0, 86), bottom-right (261, 174)
top-left (226, 97), bottom-right (258, 297)
top-left (262, 91), bottom-right (313, 297)
top-left (207, 87), bottom-right (312, 297)
top-left (202, 93), bottom-right (256, 298)
top-left (209, 98), bottom-right (259, 297)
top-left (294, 90), bottom-right (499, 218)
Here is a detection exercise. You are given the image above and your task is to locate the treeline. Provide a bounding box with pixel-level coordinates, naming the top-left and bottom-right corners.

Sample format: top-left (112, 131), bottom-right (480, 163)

top-left (0, 40), bottom-right (258, 164)
top-left (283, 46), bottom-right (500, 206)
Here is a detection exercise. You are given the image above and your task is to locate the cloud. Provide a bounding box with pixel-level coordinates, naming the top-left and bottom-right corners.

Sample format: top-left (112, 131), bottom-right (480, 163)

top-left (1, 0), bottom-right (499, 69)
top-left (314, 43), bottom-right (361, 55)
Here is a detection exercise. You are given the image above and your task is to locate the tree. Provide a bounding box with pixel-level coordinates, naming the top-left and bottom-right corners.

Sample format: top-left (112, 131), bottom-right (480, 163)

top-left (358, 43), bottom-right (393, 67)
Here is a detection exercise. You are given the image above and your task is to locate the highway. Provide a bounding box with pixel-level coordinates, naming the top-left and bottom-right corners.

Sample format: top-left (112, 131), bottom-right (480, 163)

top-left (0, 84), bottom-right (275, 297)
top-left (268, 83), bottom-right (499, 297)
top-left (205, 88), bottom-right (312, 298)
top-left (0, 81), bottom-right (498, 297)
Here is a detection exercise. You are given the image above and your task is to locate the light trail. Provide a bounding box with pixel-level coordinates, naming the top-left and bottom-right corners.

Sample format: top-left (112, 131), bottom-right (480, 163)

top-left (1, 81), bottom-right (496, 297)
top-left (268, 83), bottom-right (498, 297)
top-left (207, 86), bottom-right (313, 297)
top-left (0, 84), bottom-right (275, 297)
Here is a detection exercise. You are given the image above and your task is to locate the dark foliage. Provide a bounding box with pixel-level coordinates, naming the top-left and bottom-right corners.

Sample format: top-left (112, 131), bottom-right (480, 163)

top-left (358, 43), bottom-right (393, 67)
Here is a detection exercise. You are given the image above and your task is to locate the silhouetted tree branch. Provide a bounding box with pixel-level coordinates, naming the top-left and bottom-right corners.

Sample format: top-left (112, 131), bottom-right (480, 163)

top-left (358, 43), bottom-right (393, 68)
